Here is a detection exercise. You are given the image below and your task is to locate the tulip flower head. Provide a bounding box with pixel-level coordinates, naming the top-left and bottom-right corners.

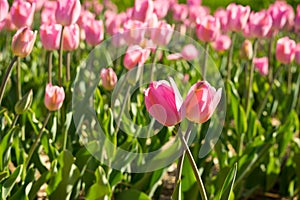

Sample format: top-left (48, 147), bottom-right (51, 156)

top-left (254, 57), bottom-right (268, 76)
top-left (295, 43), bottom-right (300, 65)
top-left (226, 3), bottom-right (250, 32)
top-left (196, 15), bottom-right (220, 42)
top-left (123, 45), bottom-right (151, 70)
top-left (240, 39), bottom-right (253, 60)
top-left (12, 27), bottom-right (37, 58)
top-left (100, 68), bottom-right (118, 90)
top-left (44, 83), bottom-right (65, 111)
top-left (10, 0), bottom-right (36, 28)
top-left (183, 81), bottom-right (221, 124)
top-left (84, 19), bottom-right (104, 46)
top-left (40, 24), bottom-right (62, 50)
top-left (63, 24), bottom-right (80, 51)
top-left (276, 37), bottom-right (296, 64)
top-left (55, 0), bottom-right (81, 26)
top-left (144, 78), bottom-right (184, 126)
top-left (0, 0), bottom-right (9, 22)
top-left (132, 0), bottom-right (154, 22)
top-left (212, 35), bottom-right (231, 52)
top-left (150, 21), bottom-right (174, 46)
top-left (247, 10), bottom-right (272, 38)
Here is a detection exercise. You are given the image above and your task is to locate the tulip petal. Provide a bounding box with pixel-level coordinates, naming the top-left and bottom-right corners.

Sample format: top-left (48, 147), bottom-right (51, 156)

top-left (169, 77), bottom-right (183, 112)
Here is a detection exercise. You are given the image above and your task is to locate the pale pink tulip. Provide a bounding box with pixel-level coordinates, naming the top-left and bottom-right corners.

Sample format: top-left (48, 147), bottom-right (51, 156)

top-left (12, 27), bottom-right (37, 58)
top-left (153, 0), bottom-right (169, 19)
top-left (151, 21), bottom-right (174, 46)
top-left (247, 10), bottom-right (272, 38)
top-left (144, 79), bottom-right (183, 126)
top-left (187, 0), bottom-right (201, 6)
top-left (196, 15), bottom-right (220, 42)
top-left (276, 37), bottom-right (296, 64)
top-left (268, 2), bottom-right (288, 30)
top-left (189, 5), bottom-right (209, 23)
top-left (62, 24), bottom-right (80, 51)
top-left (181, 44), bottom-right (198, 60)
top-left (183, 81), bottom-right (221, 124)
top-left (44, 83), bottom-right (65, 111)
top-left (123, 45), bottom-right (151, 69)
top-left (40, 23), bottom-right (62, 50)
top-left (123, 20), bottom-right (146, 45)
top-left (55, 0), bottom-right (81, 26)
top-left (295, 43), bottom-right (300, 65)
top-left (212, 35), bottom-right (231, 52)
top-left (0, 0), bottom-right (9, 22)
top-left (10, 0), bottom-right (35, 28)
top-left (214, 8), bottom-right (228, 33)
top-left (84, 19), bottom-right (104, 46)
top-left (100, 68), bottom-right (118, 90)
top-left (295, 5), bottom-right (300, 31)
top-left (254, 57), bottom-right (268, 76)
top-left (172, 4), bottom-right (188, 22)
top-left (226, 3), bottom-right (250, 32)
top-left (77, 8), bottom-right (95, 29)
top-left (41, 1), bottom-right (57, 25)
top-left (132, 0), bottom-right (154, 22)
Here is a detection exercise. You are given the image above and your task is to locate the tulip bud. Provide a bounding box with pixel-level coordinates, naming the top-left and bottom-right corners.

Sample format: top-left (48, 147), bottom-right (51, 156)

top-left (0, 0), bottom-right (9, 22)
top-left (144, 79), bottom-right (183, 126)
top-left (240, 39), bottom-right (253, 60)
top-left (253, 57), bottom-right (268, 76)
top-left (10, 0), bottom-right (35, 28)
top-left (15, 90), bottom-right (33, 114)
top-left (276, 37), bottom-right (296, 64)
top-left (123, 45), bottom-right (150, 70)
top-left (183, 81), bottom-right (222, 124)
top-left (196, 15), bottom-right (220, 42)
top-left (12, 27), bottom-right (37, 58)
top-left (63, 24), bottom-right (80, 51)
top-left (55, 0), bottom-right (81, 26)
top-left (44, 83), bottom-right (65, 111)
top-left (40, 24), bottom-right (62, 51)
top-left (100, 68), bottom-right (118, 90)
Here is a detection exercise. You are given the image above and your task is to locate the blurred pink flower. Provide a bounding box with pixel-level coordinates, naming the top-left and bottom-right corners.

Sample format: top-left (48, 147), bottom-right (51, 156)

top-left (105, 11), bottom-right (127, 35)
top-left (123, 20), bottom-right (146, 45)
top-left (276, 36), bottom-right (296, 64)
top-left (214, 8), bottom-right (228, 33)
top-left (295, 5), bottom-right (300, 31)
top-left (212, 34), bottom-right (231, 52)
top-left (268, 2), bottom-right (288, 30)
top-left (41, 1), bottom-right (57, 25)
top-left (12, 26), bottom-right (37, 58)
top-left (254, 57), bottom-right (268, 76)
top-left (172, 4), bottom-right (188, 22)
top-left (0, 0), bottom-right (9, 22)
top-left (151, 21), bottom-right (174, 46)
top-left (187, 0), bottom-right (201, 6)
top-left (153, 0), bottom-right (169, 19)
top-left (40, 23), bottom-right (62, 50)
top-left (84, 19), bottom-right (104, 46)
top-left (44, 83), bottom-right (65, 111)
top-left (100, 68), bottom-right (118, 90)
top-left (196, 15), bottom-right (220, 42)
top-left (11, 0), bottom-right (35, 28)
top-left (189, 5), bottom-right (209, 23)
top-left (294, 43), bottom-right (300, 64)
top-left (55, 0), bottom-right (81, 26)
top-left (132, 0), bottom-right (154, 22)
top-left (123, 45), bottom-right (151, 69)
top-left (226, 3), bottom-right (250, 32)
top-left (77, 8), bottom-right (95, 29)
top-left (247, 10), bottom-right (272, 38)
top-left (167, 44), bottom-right (198, 61)
top-left (62, 24), bottom-right (80, 51)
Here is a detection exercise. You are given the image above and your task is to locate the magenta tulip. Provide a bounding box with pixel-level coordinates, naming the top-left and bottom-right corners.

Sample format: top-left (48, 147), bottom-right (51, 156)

top-left (10, 0), bottom-right (35, 28)
top-left (276, 37), bottom-right (296, 64)
top-left (247, 10), bottom-right (272, 38)
top-left (12, 27), bottom-right (37, 58)
top-left (40, 24), bottom-right (62, 50)
top-left (144, 80), bottom-right (183, 126)
top-left (100, 68), bottom-right (118, 90)
top-left (62, 24), bottom-right (80, 51)
top-left (44, 83), bottom-right (65, 111)
top-left (268, 2), bottom-right (288, 30)
top-left (132, 0), bottom-right (154, 22)
top-left (226, 3), bottom-right (250, 32)
top-left (0, 0), bottom-right (9, 22)
top-left (212, 34), bottom-right (231, 52)
top-left (196, 15), bottom-right (220, 42)
top-left (183, 81), bottom-right (221, 124)
top-left (295, 43), bottom-right (300, 65)
top-left (123, 45), bottom-right (150, 70)
top-left (84, 19), bottom-right (104, 46)
top-left (295, 5), bottom-right (300, 31)
top-left (151, 21), bottom-right (174, 46)
top-left (55, 0), bottom-right (81, 26)
top-left (254, 57), bottom-right (268, 76)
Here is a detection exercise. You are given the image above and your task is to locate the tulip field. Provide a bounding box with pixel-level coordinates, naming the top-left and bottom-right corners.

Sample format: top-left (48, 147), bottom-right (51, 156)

top-left (1, 0), bottom-right (300, 199)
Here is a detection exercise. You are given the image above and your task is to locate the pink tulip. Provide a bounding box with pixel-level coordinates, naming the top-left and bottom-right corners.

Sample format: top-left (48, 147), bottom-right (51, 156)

top-left (187, 0), bottom-right (201, 6)
top-left (132, 0), bottom-right (154, 22)
top-left (254, 57), bottom-right (268, 76)
top-left (44, 83), bottom-right (65, 111)
top-left (144, 79), bottom-right (183, 126)
top-left (226, 3), bottom-right (250, 32)
top-left (268, 2), bottom-right (288, 30)
top-left (105, 11), bottom-right (127, 35)
top-left (172, 4), bottom-right (188, 22)
top-left (276, 37), bottom-right (296, 64)
top-left (183, 81), bottom-right (222, 124)
top-left (77, 8), bottom-right (95, 29)
top-left (10, 0), bottom-right (35, 28)
top-left (295, 43), bottom-right (300, 65)
top-left (40, 24), bottom-right (62, 50)
top-left (196, 15), bottom-right (220, 42)
top-left (272, 1), bottom-right (294, 30)
top-left (247, 10), bottom-right (272, 38)
top-left (100, 68), bottom-right (118, 90)
top-left (295, 5), bottom-right (300, 31)
top-left (0, 0), bottom-right (9, 22)
top-left (62, 24), bottom-right (80, 51)
top-left (123, 45), bottom-right (151, 70)
top-left (151, 21), bottom-right (174, 46)
top-left (2, 13), bottom-right (16, 31)
top-left (167, 44), bottom-right (198, 61)
top-left (55, 0), bottom-right (81, 26)
top-left (12, 27), bottom-right (37, 58)
top-left (41, 1), bottom-right (57, 25)
top-left (123, 20), bottom-right (146, 45)
top-left (240, 39), bottom-right (253, 60)
top-left (214, 8), bottom-right (228, 33)
top-left (35, 0), bottom-right (45, 11)
top-left (84, 19), bottom-right (104, 46)
top-left (189, 5), bottom-right (209, 24)
top-left (212, 34), bottom-right (231, 52)
top-left (153, 0), bottom-right (169, 19)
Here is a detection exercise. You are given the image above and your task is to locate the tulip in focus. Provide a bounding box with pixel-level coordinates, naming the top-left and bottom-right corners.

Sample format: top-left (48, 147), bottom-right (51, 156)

top-left (44, 83), bottom-right (65, 111)
top-left (247, 10), bottom-right (272, 38)
top-left (10, 0), bottom-right (35, 28)
top-left (0, 0), bottom-right (9, 22)
top-left (295, 43), bottom-right (300, 65)
top-left (55, 0), bottom-right (81, 26)
top-left (151, 21), bottom-right (174, 46)
top-left (132, 0), bottom-right (154, 22)
top-left (240, 39), bottom-right (253, 60)
top-left (144, 79), bottom-right (183, 126)
top-left (212, 35), bottom-right (231, 52)
top-left (40, 24), bottom-right (62, 50)
top-left (196, 15), bottom-right (220, 42)
top-left (63, 24), bottom-right (80, 51)
top-left (100, 68), bottom-right (118, 90)
top-left (84, 19), bottom-right (104, 46)
top-left (276, 37), bottom-right (296, 64)
top-left (254, 57), bottom-right (268, 76)
top-left (183, 81), bottom-right (222, 124)
top-left (123, 45), bottom-right (151, 70)
top-left (226, 3), bottom-right (250, 32)
top-left (12, 27), bottom-right (37, 58)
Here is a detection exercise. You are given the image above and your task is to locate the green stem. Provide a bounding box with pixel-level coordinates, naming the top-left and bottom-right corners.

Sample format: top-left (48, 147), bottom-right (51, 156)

top-left (178, 125), bottom-right (208, 200)
top-left (226, 33), bottom-right (236, 107)
top-left (48, 51), bottom-right (53, 83)
top-left (0, 56), bottom-right (18, 105)
top-left (25, 112), bottom-right (51, 169)
top-left (257, 65), bottom-right (284, 119)
top-left (245, 39), bottom-right (258, 117)
top-left (12, 114), bottom-right (19, 127)
top-left (287, 64), bottom-right (292, 94)
top-left (66, 51), bottom-right (71, 82)
top-left (58, 26), bottom-right (65, 86)
top-left (268, 35), bottom-right (274, 83)
top-left (17, 57), bottom-right (21, 100)
top-left (115, 84), bottom-right (131, 133)
top-left (202, 43), bottom-right (209, 80)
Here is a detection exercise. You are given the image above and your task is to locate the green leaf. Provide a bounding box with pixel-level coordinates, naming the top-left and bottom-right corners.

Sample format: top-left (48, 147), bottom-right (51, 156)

top-left (0, 126), bottom-right (18, 171)
top-left (1, 165), bottom-right (23, 199)
top-left (115, 189), bottom-right (151, 200)
top-left (219, 163), bottom-right (237, 200)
